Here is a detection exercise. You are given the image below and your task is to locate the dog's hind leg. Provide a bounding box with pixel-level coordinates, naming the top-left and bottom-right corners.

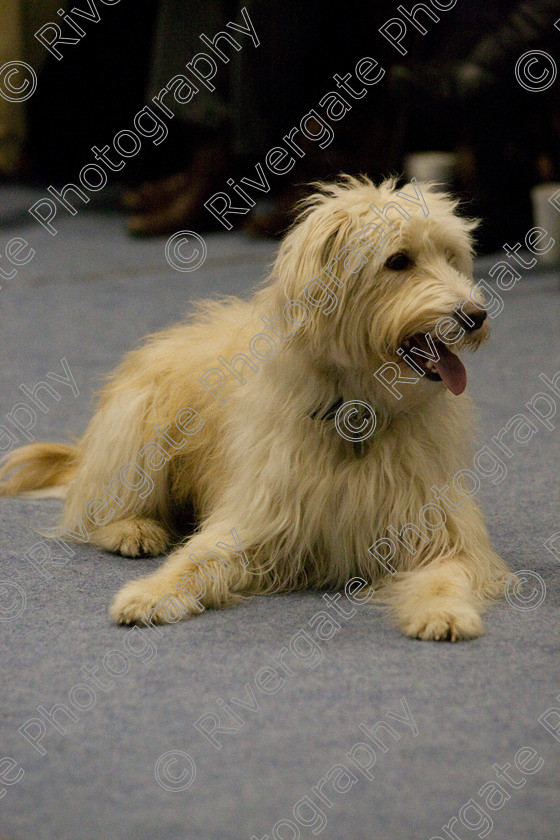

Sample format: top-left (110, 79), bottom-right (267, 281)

top-left (59, 386), bottom-right (181, 557)
top-left (91, 517), bottom-right (172, 557)
top-left (109, 519), bottom-right (255, 625)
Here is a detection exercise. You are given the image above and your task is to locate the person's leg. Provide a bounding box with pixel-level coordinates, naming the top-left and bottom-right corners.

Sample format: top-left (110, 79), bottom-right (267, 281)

top-left (124, 0), bottom-right (231, 235)
top-left (0, 0), bottom-right (61, 177)
top-left (232, 0), bottom-right (338, 237)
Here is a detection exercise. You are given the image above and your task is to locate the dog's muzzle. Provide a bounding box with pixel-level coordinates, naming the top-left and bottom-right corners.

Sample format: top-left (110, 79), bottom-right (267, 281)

top-left (399, 304), bottom-right (488, 396)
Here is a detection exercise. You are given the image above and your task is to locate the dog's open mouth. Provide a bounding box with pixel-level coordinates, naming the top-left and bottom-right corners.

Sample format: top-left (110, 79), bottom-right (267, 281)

top-left (400, 333), bottom-right (467, 396)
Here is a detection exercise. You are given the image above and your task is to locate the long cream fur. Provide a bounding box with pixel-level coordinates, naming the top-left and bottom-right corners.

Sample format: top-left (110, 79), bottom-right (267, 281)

top-left (0, 176), bottom-right (510, 639)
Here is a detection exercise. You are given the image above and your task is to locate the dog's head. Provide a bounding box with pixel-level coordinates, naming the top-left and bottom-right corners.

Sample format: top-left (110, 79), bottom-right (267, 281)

top-left (263, 175), bottom-right (487, 411)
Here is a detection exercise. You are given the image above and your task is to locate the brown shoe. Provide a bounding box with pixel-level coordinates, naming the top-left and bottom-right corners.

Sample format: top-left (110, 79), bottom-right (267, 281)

top-left (125, 139), bottom-right (227, 237)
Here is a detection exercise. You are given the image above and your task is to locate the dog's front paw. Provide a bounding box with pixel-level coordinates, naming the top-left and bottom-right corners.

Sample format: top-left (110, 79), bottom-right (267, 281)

top-left (401, 600), bottom-right (484, 642)
top-left (110, 578), bottom-right (195, 625)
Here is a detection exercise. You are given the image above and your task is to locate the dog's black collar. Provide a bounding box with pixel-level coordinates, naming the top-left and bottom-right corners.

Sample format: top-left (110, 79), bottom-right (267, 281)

top-left (310, 396), bottom-right (345, 424)
top-left (310, 397), bottom-right (370, 458)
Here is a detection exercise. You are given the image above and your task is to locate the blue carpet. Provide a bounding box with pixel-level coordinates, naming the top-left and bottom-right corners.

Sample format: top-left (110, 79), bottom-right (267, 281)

top-left (1, 189), bottom-right (559, 840)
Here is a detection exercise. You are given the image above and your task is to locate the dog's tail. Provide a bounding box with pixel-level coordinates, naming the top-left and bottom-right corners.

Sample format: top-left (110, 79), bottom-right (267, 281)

top-left (0, 442), bottom-right (79, 498)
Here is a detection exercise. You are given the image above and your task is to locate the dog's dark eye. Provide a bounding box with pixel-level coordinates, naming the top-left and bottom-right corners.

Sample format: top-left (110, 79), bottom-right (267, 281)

top-left (385, 252), bottom-right (413, 271)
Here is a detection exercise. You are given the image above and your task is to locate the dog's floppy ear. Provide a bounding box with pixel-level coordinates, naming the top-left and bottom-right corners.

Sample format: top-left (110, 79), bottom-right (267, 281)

top-left (264, 190), bottom-right (373, 330)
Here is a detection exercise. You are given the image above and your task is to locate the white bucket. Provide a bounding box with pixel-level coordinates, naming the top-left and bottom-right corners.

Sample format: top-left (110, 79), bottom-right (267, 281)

top-left (530, 183), bottom-right (560, 266)
top-left (404, 152), bottom-right (456, 190)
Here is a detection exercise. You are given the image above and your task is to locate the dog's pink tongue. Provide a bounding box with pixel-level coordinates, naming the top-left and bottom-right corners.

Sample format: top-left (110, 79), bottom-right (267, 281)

top-left (434, 344), bottom-right (467, 395)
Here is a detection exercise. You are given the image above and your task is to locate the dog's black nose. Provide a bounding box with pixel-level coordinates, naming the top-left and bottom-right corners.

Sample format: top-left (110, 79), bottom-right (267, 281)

top-left (461, 305), bottom-right (487, 332)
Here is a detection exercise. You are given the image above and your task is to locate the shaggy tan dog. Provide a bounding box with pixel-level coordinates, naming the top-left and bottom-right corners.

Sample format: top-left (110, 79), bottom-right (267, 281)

top-left (0, 176), bottom-right (510, 639)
